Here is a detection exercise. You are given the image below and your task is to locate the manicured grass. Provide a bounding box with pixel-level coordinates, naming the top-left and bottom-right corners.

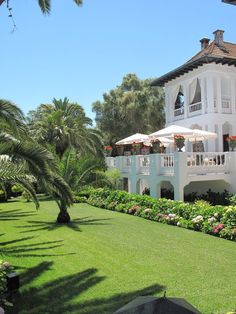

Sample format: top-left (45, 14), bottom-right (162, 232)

top-left (0, 198), bottom-right (236, 314)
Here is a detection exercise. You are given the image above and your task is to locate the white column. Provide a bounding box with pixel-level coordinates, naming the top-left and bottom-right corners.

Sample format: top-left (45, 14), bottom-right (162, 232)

top-left (200, 77), bottom-right (206, 115)
top-left (216, 76), bottom-right (222, 113)
top-left (230, 77), bottom-right (236, 114)
top-left (206, 73), bottom-right (214, 113)
top-left (173, 153), bottom-right (187, 201)
top-left (183, 83), bottom-right (188, 119)
top-left (218, 122), bottom-right (223, 152)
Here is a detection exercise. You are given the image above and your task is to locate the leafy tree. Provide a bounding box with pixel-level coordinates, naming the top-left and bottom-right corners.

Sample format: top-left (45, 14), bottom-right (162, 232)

top-left (59, 148), bottom-right (106, 191)
top-left (0, 0), bottom-right (82, 15)
top-left (0, 99), bottom-right (74, 223)
top-left (92, 73), bottom-right (165, 145)
top-left (27, 97), bottom-right (103, 159)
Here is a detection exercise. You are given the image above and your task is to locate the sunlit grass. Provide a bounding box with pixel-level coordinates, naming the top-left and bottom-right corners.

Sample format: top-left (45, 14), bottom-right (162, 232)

top-left (0, 198), bottom-right (235, 314)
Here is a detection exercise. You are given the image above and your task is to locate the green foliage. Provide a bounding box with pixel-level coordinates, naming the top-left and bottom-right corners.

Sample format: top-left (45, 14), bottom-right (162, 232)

top-left (92, 73), bottom-right (165, 145)
top-left (94, 168), bottom-right (122, 189)
top-left (0, 98), bottom-right (74, 219)
top-left (11, 184), bottom-right (23, 194)
top-left (27, 97), bottom-right (103, 159)
top-left (0, 260), bottom-right (13, 307)
top-left (83, 188), bottom-right (236, 241)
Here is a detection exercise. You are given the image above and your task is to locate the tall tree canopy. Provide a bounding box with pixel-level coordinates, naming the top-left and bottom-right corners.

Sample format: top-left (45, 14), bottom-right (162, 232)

top-left (0, 0), bottom-right (82, 15)
top-left (27, 97), bottom-right (103, 159)
top-left (92, 73), bottom-right (165, 145)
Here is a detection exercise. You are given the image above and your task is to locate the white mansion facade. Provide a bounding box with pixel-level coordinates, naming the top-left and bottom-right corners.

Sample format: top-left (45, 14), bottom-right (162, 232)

top-left (107, 30), bottom-right (236, 200)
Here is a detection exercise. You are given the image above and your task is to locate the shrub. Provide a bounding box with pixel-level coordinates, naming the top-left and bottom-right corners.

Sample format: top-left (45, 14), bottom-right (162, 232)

top-left (82, 187), bottom-right (236, 242)
top-left (0, 260), bottom-right (13, 307)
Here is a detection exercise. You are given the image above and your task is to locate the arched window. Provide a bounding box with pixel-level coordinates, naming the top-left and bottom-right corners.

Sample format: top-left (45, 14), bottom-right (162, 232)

top-left (189, 78), bottom-right (201, 104)
top-left (175, 86), bottom-right (184, 110)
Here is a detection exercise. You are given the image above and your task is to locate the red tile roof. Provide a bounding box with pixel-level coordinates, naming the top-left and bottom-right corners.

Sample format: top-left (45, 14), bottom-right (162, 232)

top-left (152, 40), bottom-right (236, 87)
top-left (189, 40), bottom-right (236, 62)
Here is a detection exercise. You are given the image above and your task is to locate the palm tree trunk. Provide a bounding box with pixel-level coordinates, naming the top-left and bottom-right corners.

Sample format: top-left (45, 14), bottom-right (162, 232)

top-left (56, 202), bottom-right (71, 223)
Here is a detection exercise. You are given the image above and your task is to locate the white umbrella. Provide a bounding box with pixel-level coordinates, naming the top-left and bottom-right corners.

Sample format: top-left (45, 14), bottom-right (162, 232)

top-left (149, 125), bottom-right (194, 139)
top-left (187, 129), bottom-right (217, 142)
top-left (115, 133), bottom-right (149, 145)
top-left (116, 133), bottom-right (173, 146)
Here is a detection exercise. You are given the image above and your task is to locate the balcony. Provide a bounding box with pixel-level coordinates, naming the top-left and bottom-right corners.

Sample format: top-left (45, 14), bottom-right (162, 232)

top-left (173, 107), bottom-right (184, 121)
top-left (107, 152), bottom-right (231, 176)
top-left (188, 102), bottom-right (202, 117)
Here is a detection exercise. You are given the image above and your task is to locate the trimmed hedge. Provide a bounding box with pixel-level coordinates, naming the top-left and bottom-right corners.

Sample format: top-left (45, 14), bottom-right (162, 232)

top-left (76, 188), bottom-right (236, 242)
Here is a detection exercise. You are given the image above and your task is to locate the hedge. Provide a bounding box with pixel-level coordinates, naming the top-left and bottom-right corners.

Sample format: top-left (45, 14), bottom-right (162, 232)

top-left (75, 188), bottom-right (236, 242)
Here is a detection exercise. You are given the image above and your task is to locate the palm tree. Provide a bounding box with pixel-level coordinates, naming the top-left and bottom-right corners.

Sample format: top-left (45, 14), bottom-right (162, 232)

top-left (38, 0), bottom-right (82, 14)
top-left (28, 97), bottom-right (103, 159)
top-left (0, 99), bottom-right (74, 223)
top-left (0, 0), bottom-right (82, 15)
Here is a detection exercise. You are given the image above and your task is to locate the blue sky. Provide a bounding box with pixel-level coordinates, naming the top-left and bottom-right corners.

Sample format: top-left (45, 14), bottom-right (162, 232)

top-left (0, 0), bottom-right (235, 121)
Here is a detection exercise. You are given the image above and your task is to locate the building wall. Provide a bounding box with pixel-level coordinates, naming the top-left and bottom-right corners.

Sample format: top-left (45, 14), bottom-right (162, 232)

top-left (164, 63), bottom-right (236, 152)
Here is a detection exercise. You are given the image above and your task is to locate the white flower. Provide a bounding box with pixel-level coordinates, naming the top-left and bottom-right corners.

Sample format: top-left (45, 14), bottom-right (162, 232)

top-left (208, 217), bottom-right (216, 223)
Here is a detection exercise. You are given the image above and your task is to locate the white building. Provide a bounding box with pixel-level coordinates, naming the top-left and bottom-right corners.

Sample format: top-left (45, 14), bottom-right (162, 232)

top-left (107, 30), bottom-right (236, 201)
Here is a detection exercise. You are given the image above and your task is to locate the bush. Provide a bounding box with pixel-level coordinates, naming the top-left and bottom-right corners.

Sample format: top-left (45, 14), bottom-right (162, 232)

top-left (0, 260), bottom-right (13, 307)
top-left (82, 187), bottom-right (236, 242)
top-left (11, 184), bottom-right (23, 197)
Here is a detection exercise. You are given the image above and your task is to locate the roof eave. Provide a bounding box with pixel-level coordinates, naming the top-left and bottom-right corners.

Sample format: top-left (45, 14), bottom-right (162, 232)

top-left (151, 56), bottom-right (236, 87)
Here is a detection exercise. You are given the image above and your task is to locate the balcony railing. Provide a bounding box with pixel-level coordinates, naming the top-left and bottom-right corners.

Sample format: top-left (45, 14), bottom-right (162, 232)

top-left (186, 152), bottom-right (230, 175)
top-left (222, 99), bottom-right (231, 113)
top-left (173, 107), bottom-right (184, 121)
top-left (106, 152), bottom-right (230, 177)
top-left (188, 102), bottom-right (202, 116)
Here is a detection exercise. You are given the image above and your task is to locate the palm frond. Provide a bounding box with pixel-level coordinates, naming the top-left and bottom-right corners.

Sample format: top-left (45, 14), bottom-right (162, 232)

top-left (38, 0), bottom-right (50, 14)
top-left (74, 0), bottom-right (83, 5)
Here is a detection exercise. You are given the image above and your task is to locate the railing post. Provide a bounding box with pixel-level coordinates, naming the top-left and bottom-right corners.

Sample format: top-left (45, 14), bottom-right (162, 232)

top-left (149, 154), bottom-right (161, 198)
top-left (129, 156), bottom-right (138, 194)
top-left (173, 152), bottom-right (187, 201)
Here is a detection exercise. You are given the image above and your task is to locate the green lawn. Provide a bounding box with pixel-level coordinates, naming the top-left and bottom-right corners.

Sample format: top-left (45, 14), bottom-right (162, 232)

top-left (1, 198), bottom-right (236, 314)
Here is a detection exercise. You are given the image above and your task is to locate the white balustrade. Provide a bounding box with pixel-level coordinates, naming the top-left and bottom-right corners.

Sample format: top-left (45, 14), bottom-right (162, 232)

top-left (138, 156), bottom-right (150, 175)
top-left (186, 152), bottom-right (229, 175)
top-left (106, 152), bottom-right (230, 180)
top-left (160, 154), bottom-right (174, 175)
top-left (122, 156), bottom-right (131, 173)
top-left (222, 98), bottom-right (231, 113)
top-left (173, 108), bottom-right (184, 121)
top-left (188, 102), bottom-right (202, 116)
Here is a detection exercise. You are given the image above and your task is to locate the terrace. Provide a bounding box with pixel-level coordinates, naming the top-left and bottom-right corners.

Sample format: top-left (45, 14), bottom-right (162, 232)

top-left (106, 151), bottom-right (235, 201)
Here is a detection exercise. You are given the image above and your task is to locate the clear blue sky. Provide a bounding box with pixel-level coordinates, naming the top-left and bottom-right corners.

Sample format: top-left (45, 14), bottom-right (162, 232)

top-left (0, 0), bottom-right (235, 121)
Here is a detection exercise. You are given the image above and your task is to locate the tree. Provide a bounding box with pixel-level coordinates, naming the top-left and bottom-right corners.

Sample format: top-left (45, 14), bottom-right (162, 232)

top-left (27, 97), bottom-right (103, 159)
top-left (0, 0), bottom-right (82, 15)
top-left (0, 99), bottom-right (74, 223)
top-left (92, 73), bottom-right (165, 145)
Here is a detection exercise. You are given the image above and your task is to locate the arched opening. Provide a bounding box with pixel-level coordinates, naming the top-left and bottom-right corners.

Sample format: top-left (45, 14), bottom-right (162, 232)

top-left (175, 86), bottom-right (185, 110)
top-left (189, 78), bottom-right (202, 113)
top-left (191, 79), bottom-right (201, 104)
top-left (137, 178), bottom-right (150, 195)
top-left (160, 181), bottom-right (174, 200)
top-left (123, 177), bottom-right (129, 192)
top-left (189, 124), bottom-right (204, 152)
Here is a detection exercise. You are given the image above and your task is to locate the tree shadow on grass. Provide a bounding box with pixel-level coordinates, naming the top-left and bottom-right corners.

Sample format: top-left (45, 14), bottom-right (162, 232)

top-left (15, 216), bottom-right (112, 233)
top-left (1, 237), bottom-right (75, 258)
top-left (0, 208), bottom-right (36, 221)
top-left (6, 262), bottom-right (165, 314)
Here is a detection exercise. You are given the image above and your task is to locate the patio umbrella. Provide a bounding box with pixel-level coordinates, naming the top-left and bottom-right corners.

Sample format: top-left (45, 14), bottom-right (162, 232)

top-left (187, 129), bottom-right (217, 142)
top-left (149, 125), bottom-right (194, 139)
top-left (115, 133), bottom-right (172, 146)
top-left (114, 295), bottom-right (201, 314)
top-left (115, 133), bottom-right (150, 145)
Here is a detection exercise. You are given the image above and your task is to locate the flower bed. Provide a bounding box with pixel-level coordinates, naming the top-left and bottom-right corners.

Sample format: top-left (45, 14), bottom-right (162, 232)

top-left (77, 188), bottom-right (236, 241)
